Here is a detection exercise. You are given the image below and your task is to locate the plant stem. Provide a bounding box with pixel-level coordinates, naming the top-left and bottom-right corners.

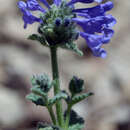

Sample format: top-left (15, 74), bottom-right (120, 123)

top-left (50, 47), bottom-right (64, 127)
top-left (47, 106), bottom-right (57, 125)
top-left (65, 104), bottom-right (72, 129)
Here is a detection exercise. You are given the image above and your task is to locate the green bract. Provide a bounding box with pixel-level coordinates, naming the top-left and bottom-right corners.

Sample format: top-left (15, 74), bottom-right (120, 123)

top-left (38, 2), bottom-right (79, 46)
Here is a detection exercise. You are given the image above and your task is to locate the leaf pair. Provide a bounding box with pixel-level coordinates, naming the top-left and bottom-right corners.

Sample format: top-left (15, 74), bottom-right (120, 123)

top-left (28, 34), bottom-right (83, 56)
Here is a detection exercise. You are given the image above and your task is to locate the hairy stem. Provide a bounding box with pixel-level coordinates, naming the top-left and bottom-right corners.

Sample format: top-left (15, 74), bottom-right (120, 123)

top-left (50, 47), bottom-right (64, 127)
top-left (65, 104), bottom-right (72, 129)
top-left (47, 106), bottom-right (57, 125)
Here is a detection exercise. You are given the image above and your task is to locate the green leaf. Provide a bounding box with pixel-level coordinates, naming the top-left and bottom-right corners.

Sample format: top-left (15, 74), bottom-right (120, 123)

top-left (31, 87), bottom-right (47, 98)
top-left (26, 93), bottom-right (46, 106)
top-left (31, 74), bottom-right (52, 93)
top-left (37, 122), bottom-right (61, 130)
top-left (49, 92), bottom-right (68, 105)
top-left (39, 127), bottom-right (54, 130)
top-left (68, 124), bottom-right (84, 130)
top-left (64, 109), bottom-right (84, 126)
top-left (28, 34), bottom-right (49, 47)
top-left (71, 92), bottom-right (94, 105)
top-left (39, 127), bottom-right (61, 130)
top-left (61, 42), bottom-right (83, 56)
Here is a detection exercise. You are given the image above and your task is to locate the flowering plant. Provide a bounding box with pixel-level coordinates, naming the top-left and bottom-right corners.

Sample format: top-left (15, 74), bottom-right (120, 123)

top-left (17, 0), bottom-right (116, 129)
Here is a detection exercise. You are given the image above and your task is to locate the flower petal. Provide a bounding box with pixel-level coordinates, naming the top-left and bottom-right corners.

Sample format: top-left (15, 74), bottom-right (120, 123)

top-left (80, 32), bottom-right (107, 58)
top-left (18, 1), bottom-right (27, 11)
top-left (18, 0), bottom-right (43, 29)
top-left (73, 1), bottom-right (113, 18)
top-left (27, 0), bottom-right (46, 12)
top-left (73, 14), bottom-right (116, 34)
top-left (92, 47), bottom-right (107, 58)
top-left (67, 0), bottom-right (102, 6)
top-left (53, 0), bottom-right (61, 6)
top-left (22, 10), bottom-right (42, 29)
top-left (102, 28), bottom-right (114, 43)
top-left (80, 32), bottom-right (102, 48)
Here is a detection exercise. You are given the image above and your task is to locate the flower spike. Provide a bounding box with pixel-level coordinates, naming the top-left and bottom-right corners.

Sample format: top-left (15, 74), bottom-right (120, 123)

top-left (18, 0), bottom-right (116, 58)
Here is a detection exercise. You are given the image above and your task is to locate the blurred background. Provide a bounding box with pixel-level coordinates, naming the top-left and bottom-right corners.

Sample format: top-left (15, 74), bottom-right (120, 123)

top-left (0, 0), bottom-right (130, 130)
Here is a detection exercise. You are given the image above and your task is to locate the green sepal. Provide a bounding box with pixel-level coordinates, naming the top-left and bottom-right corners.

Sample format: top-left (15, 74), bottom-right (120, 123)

top-left (61, 42), bottom-right (83, 56)
top-left (48, 92), bottom-right (68, 105)
top-left (28, 34), bottom-right (49, 47)
top-left (26, 93), bottom-right (46, 106)
top-left (68, 124), bottom-right (84, 130)
top-left (71, 92), bottom-right (94, 105)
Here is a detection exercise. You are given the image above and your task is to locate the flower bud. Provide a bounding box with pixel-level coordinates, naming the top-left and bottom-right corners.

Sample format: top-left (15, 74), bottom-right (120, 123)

top-left (64, 18), bottom-right (71, 27)
top-left (55, 18), bottom-right (62, 26)
top-left (69, 76), bottom-right (84, 94)
top-left (32, 74), bottom-right (51, 93)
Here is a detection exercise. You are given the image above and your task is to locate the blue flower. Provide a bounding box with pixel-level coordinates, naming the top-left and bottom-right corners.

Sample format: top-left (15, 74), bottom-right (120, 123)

top-left (72, 1), bottom-right (114, 18)
top-left (67, 0), bottom-right (102, 6)
top-left (71, 1), bottom-right (116, 58)
top-left (26, 0), bottom-right (46, 12)
top-left (18, 0), bottom-right (116, 58)
top-left (18, 1), bottom-right (42, 28)
top-left (53, 0), bottom-right (62, 6)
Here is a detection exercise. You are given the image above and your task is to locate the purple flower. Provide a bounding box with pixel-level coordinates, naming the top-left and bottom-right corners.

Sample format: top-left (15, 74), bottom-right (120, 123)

top-left (18, 0), bottom-right (116, 58)
top-left (80, 32), bottom-right (107, 58)
top-left (71, 1), bottom-right (116, 58)
top-left (67, 0), bottom-right (102, 6)
top-left (18, 1), bottom-right (42, 28)
top-left (26, 0), bottom-right (46, 12)
top-left (53, 0), bottom-right (61, 6)
top-left (72, 1), bottom-right (114, 18)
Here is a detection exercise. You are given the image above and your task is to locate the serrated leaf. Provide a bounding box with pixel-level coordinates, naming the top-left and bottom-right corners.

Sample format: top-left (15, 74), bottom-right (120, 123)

top-left (37, 122), bottom-right (61, 130)
top-left (39, 127), bottom-right (60, 130)
top-left (61, 42), bottom-right (83, 56)
top-left (39, 127), bottom-right (53, 130)
top-left (49, 92), bottom-right (68, 105)
top-left (28, 34), bottom-right (49, 47)
top-left (31, 74), bottom-right (52, 93)
top-left (64, 109), bottom-right (84, 126)
top-left (26, 93), bottom-right (46, 106)
top-left (31, 87), bottom-right (47, 98)
top-left (71, 92), bottom-right (94, 105)
top-left (68, 124), bottom-right (84, 130)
